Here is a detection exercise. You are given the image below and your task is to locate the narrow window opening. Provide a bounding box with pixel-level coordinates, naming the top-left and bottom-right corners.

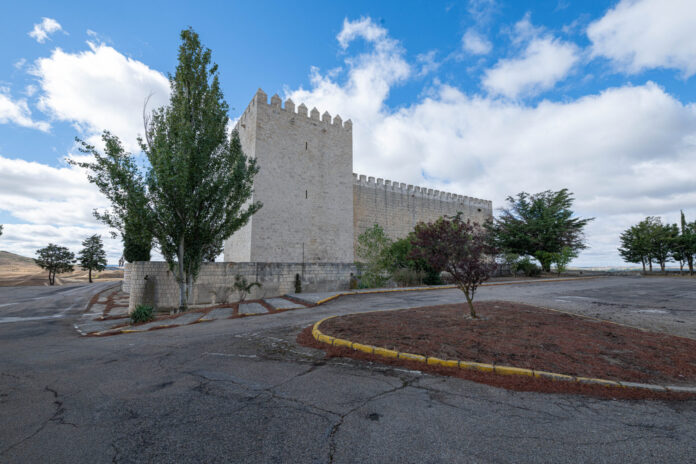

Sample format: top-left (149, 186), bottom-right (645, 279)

top-left (305, 190), bottom-right (308, 199)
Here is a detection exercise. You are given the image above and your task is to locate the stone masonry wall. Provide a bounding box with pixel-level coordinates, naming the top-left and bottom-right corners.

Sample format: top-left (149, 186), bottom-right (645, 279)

top-left (353, 174), bottom-right (493, 259)
top-left (127, 261), bottom-right (356, 312)
top-left (224, 89), bottom-right (354, 263)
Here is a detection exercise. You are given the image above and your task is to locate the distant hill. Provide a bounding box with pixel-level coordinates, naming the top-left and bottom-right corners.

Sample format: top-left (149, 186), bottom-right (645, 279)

top-left (0, 250), bottom-right (123, 287)
top-left (0, 250), bottom-right (39, 271)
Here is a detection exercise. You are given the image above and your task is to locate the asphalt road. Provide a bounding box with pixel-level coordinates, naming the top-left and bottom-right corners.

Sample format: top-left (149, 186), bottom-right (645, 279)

top-left (1, 277), bottom-right (695, 463)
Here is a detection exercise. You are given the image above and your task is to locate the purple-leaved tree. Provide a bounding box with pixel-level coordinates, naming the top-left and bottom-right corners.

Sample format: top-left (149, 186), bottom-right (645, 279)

top-left (411, 214), bottom-right (497, 318)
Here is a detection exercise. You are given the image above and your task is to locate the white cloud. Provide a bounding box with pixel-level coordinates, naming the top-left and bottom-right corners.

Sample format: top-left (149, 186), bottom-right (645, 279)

top-left (482, 34), bottom-right (579, 98)
top-left (462, 29), bottom-right (492, 55)
top-left (31, 41), bottom-right (170, 151)
top-left (283, 18), bottom-right (696, 266)
top-left (14, 58), bottom-right (26, 69)
top-left (588, 0), bottom-right (696, 77)
top-left (28, 17), bottom-right (63, 43)
top-left (0, 89), bottom-right (50, 131)
top-left (0, 156), bottom-right (124, 262)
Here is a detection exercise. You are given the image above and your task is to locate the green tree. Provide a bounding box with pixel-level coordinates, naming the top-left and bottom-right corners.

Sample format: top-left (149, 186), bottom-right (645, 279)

top-left (489, 189), bottom-right (593, 272)
top-left (355, 224), bottom-right (392, 288)
top-left (649, 220), bottom-right (678, 272)
top-left (552, 246), bottom-right (577, 275)
top-left (72, 29), bottom-right (261, 311)
top-left (78, 235), bottom-right (108, 283)
top-left (679, 211), bottom-right (696, 275)
top-left (35, 244), bottom-right (75, 286)
top-left (618, 223), bottom-right (649, 273)
top-left (383, 235), bottom-right (443, 285)
top-left (0, 225), bottom-right (3, 237)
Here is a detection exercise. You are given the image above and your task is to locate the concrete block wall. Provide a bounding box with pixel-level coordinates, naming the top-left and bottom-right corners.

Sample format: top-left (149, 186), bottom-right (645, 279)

top-left (353, 173), bottom-right (494, 260)
top-left (126, 261), bottom-right (357, 312)
top-left (121, 262), bottom-right (131, 293)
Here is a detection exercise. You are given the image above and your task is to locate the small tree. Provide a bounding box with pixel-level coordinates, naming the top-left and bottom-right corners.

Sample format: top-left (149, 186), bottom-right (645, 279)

top-left (78, 235), bottom-right (108, 283)
top-left (233, 275), bottom-right (261, 303)
top-left (35, 244), bottom-right (75, 286)
top-left (411, 215), bottom-right (496, 318)
top-left (355, 224), bottom-right (392, 288)
top-left (0, 224), bottom-right (3, 238)
top-left (552, 246), bottom-right (576, 275)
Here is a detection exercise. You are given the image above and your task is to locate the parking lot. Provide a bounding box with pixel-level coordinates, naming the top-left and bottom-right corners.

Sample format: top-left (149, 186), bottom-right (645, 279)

top-left (1, 276), bottom-right (695, 463)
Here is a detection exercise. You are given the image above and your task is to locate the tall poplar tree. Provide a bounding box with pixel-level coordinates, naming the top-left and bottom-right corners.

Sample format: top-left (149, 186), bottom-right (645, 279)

top-left (73, 28), bottom-right (261, 310)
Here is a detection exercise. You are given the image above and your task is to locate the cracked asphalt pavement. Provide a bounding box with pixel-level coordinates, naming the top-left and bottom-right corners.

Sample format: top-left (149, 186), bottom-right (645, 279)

top-left (1, 277), bottom-right (696, 463)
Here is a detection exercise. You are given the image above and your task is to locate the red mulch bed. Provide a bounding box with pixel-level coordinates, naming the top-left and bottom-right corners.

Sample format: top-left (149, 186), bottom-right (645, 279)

top-left (297, 301), bottom-right (696, 400)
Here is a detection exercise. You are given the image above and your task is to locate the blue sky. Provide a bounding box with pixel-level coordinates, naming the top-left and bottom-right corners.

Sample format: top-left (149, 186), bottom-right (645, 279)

top-left (1, 0), bottom-right (695, 266)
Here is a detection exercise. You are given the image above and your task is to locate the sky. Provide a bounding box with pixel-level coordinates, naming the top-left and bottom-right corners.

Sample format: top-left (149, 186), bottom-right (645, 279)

top-left (1, 0), bottom-right (695, 266)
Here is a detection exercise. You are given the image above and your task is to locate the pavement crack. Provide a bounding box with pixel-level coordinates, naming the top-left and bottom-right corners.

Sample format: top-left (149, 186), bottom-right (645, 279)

top-left (327, 377), bottom-right (414, 463)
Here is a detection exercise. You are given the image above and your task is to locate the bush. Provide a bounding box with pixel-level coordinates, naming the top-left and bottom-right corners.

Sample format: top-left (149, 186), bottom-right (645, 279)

top-left (516, 257), bottom-right (541, 277)
top-left (392, 268), bottom-right (425, 287)
top-left (294, 273), bottom-right (302, 293)
top-left (130, 304), bottom-right (154, 324)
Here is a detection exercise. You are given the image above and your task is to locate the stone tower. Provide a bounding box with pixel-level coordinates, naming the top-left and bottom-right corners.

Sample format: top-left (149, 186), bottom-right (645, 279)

top-left (223, 89), bottom-right (354, 263)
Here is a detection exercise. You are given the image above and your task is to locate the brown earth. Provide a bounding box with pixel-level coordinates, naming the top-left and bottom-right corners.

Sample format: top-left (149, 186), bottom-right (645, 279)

top-left (298, 301), bottom-right (696, 400)
top-left (0, 250), bottom-right (123, 286)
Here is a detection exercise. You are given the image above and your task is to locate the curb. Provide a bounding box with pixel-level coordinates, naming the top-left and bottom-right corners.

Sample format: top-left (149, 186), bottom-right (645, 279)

top-left (311, 316), bottom-right (696, 394)
top-left (307, 276), bottom-right (600, 306)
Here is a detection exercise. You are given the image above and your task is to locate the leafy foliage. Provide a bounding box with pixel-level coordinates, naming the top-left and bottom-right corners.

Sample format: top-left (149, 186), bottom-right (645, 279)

top-left (233, 275), bottom-right (261, 303)
top-left (383, 236), bottom-right (442, 286)
top-left (514, 256), bottom-right (541, 277)
top-left (294, 273), bottom-right (302, 294)
top-left (71, 29), bottom-right (261, 311)
top-left (619, 215), bottom-right (693, 273)
top-left (123, 226), bottom-right (152, 262)
top-left (411, 214), bottom-right (497, 318)
top-left (130, 304), bottom-right (154, 324)
top-left (489, 189), bottom-right (593, 272)
top-left (77, 234), bottom-right (108, 283)
top-left (552, 246), bottom-right (577, 275)
top-left (35, 244), bottom-right (75, 285)
top-left (355, 224), bottom-right (392, 288)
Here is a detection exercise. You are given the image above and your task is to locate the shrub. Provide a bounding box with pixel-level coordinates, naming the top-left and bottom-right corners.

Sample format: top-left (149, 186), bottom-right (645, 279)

top-left (392, 268), bottom-right (425, 287)
top-left (294, 273), bottom-right (302, 293)
top-left (516, 257), bottom-right (541, 277)
top-left (130, 304), bottom-right (154, 324)
top-left (233, 274), bottom-right (262, 302)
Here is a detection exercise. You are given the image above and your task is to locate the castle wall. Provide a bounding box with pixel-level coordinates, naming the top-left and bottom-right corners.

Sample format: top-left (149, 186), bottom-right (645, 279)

top-left (224, 89), bottom-right (354, 263)
top-left (126, 261), bottom-right (356, 311)
top-left (353, 174), bottom-right (493, 259)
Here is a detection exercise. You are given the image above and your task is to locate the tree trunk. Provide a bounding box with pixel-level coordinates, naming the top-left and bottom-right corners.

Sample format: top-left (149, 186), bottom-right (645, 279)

top-left (89, 269), bottom-right (93, 283)
top-left (689, 256), bottom-right (693, 276)
top-left (641, 258), bottom-right (646, 274)
top-left (649, 261), bottom-right (653, 272)
top-left (660, 260), bottom-right (665, 272)
top-left (177, 237), bottom-right (187, 312)
top-left (461, 286), bottom-right (476, 318)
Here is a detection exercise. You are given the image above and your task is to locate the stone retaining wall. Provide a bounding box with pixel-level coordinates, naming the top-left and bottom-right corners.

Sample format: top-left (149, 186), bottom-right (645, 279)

top-left (126, 261), bottom-right (357, 312)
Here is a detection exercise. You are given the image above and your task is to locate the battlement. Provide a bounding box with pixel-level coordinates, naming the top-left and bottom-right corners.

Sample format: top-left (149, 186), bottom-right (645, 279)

top-left (237, 88), bottom-right (352, 132)
top-left (353, 173), bottom-right (493, 210)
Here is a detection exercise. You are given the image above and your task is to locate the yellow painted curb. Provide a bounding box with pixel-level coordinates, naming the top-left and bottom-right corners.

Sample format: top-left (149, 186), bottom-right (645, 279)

top-left (309, 315), bottom-right (694, 393)
top-left (399, 352), bottom-right (426, 362)
top-left (494, 365), bottom-right (534, 377)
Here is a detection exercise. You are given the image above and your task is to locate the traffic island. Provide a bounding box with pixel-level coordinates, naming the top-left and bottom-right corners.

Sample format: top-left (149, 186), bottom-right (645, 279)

top-left (298, 301), bottom-right (696, 400)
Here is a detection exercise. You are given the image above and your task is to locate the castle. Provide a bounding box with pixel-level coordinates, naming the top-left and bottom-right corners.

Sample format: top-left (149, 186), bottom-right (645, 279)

top-left (125, 89), bottom-right (494, 310)
top-left (223, 88), bottom-right (493, 264)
